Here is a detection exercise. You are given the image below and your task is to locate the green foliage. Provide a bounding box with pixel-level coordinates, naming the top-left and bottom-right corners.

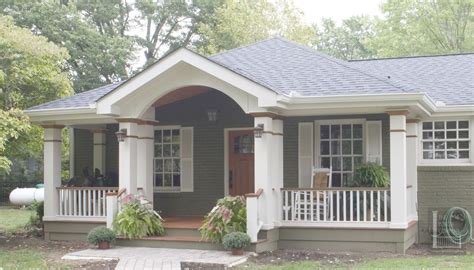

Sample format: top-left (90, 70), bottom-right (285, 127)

top-left (29, 200), bottom-right (44, 221)
top-left (352, 162), bottom-right (390, 188)
top-left (314, 16), bottom-right (377, 60)
top-left (87, 226), bottom-right (116, 245)
top-left (113, 196), bottom-right (164, 239)
top-left (200, 196), bottom-right (246, 243)
top-left (0, 109), bottom-right (30, 173)
top-left (222, 231), bottom-right (251, 250)
top-left (196, 0), bottom-right (315, 55)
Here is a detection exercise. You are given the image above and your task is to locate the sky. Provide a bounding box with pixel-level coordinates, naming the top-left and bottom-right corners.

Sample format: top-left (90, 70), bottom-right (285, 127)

top-left (293, 0), bottom-right (383, 25)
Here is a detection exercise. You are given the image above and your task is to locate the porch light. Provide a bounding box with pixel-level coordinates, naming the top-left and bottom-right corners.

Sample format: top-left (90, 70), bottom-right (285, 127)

top-left (206, 108), bottom-right (218, 122)
top-left (254, 124), bottom-right (264, 138)
top-left (115, 128), bottom-right (127, 142)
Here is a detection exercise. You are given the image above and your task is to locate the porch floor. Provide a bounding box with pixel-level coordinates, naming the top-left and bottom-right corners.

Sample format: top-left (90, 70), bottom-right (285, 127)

top-left (162, 216), bottom-right (203, 230)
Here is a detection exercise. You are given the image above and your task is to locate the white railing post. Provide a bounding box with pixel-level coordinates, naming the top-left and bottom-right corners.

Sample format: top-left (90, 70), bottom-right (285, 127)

top-left (106, 193), bottom-right (118, 229)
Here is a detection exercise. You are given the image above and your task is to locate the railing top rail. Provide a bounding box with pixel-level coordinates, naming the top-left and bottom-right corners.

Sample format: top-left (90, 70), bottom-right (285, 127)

top-left (281, 187), bottom-right (389, 191)
top-left (57, 186), bottom-right (119, 190)
top-left (245, 188), bottom-right (263, 198)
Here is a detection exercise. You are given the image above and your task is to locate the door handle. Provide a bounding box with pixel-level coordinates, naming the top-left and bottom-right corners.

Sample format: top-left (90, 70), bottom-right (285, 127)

top-left (229, 170), bottom-right (233, 189)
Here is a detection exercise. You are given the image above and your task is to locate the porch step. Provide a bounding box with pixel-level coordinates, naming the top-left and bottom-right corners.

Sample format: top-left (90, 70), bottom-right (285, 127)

top-left (164, 227), bottom-right (201, 237)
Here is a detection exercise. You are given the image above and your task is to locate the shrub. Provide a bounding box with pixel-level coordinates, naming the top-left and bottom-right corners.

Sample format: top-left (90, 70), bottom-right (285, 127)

top-left (26, 201), bottom-right (44, 229)
top-left (222, 232), bottom-right (251, 250)
top-left (113, 195), bottom-right (164, 239)
top-left (352, 162), bottom-right (390, 187)
top-left (199, 196), bottom-right (246, 243)
top-left (87, 226), bottom-right (116, 245)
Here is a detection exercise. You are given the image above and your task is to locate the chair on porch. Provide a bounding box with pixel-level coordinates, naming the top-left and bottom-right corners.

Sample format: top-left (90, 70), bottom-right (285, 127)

top-left (293, 167), bottom-right (332, 221)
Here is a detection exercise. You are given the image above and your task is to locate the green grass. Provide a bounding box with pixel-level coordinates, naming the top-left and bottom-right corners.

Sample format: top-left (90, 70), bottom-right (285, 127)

top-left (0, 208), bottom-right (33, 233)
top-left (0, 249), bottom-right (69, 270)
top-left (242, 255), bottom-right (474, 269)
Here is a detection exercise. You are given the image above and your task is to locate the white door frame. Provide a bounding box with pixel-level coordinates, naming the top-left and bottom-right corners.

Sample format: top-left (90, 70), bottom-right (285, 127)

top-left (223, 127), bottom-right (254, 196)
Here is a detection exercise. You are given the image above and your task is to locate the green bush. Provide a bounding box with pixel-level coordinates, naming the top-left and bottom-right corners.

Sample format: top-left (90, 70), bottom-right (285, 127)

top-left (222, 232), bottom-right (251, 250)
top-left (199, 196), bottom-right (246, 243)
top-left (27, 201), bottom-right (44, 228)
top-left (352, 162), bottom-right (390, 187)
top-left (113, 198), bottom-right (164, 239)
top-left (87, 226), bottom-right (116, 245)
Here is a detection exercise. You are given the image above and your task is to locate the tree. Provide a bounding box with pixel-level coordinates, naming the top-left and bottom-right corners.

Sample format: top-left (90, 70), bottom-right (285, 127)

top-left (314, 16), bottom-right (377, 60)
top-left (0, 1), bottom-right (135, 92)
top-left (134, 0), bottom-right (223, 66)
top-left (370, 0), bottom-right (474, 57)
top-left (0, 15), bottom-right (72, 174)
top-left (196, 0), bottom-right (315, 55)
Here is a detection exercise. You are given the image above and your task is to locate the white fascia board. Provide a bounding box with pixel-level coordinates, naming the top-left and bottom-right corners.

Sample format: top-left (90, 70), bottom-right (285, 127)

top-left (25, 107), bottom-right (117, 124)
top-left (95, 48), bottom-right (278, 115)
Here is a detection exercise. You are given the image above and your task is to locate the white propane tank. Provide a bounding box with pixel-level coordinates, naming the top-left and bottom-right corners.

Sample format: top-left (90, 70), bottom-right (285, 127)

top-left (9, 188), bottom-right (44, 206)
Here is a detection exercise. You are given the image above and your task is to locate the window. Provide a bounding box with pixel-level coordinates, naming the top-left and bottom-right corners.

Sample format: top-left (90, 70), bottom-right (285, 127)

top-left (318, 123), bottom-right (364, 187)
top-left (154, 128), bottom-right (181, 191)
top-left (422, 120), bottom-right (470, 161)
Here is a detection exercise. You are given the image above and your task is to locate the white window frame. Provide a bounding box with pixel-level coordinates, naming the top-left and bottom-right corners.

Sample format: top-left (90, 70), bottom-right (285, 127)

top-left (153, 125), bottom-right (182, 192)
top-left (418, 118), bottom-right (473, 165)
top-left (314, 119), bottom-right (367, 187)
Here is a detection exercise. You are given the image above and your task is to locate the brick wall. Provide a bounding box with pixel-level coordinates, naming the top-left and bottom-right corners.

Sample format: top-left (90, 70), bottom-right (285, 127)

top-left (417, 166), bottom-right (474, 243)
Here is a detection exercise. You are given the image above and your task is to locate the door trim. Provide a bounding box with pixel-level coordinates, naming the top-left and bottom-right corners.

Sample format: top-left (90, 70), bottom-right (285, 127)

top-left (223, 127), bottom-right (254, 196)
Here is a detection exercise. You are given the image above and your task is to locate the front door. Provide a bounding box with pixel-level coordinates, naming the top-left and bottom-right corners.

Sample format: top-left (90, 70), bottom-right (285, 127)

top-left (228, 130), bottom-right (255, 196)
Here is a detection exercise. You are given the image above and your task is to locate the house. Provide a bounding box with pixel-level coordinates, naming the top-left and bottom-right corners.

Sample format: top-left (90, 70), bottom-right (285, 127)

top-left (26, 37), bottom-right (473, 253)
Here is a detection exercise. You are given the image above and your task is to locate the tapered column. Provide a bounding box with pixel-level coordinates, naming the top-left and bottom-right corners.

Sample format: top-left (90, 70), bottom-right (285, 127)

top-left (272, 118), bottom-right (284, 226)
top-left (406, 119), bottom-right (419, 221)
top-left (92, 129), bottom-right (106, 175)
top-left (137, 123), bottom-right (155, 203)
top-left (118, 121), bottom-right (138, 195)
top-left (388, 111), bottom-right (409, 228)
top-left (43, 125), bottom-right (64, 217)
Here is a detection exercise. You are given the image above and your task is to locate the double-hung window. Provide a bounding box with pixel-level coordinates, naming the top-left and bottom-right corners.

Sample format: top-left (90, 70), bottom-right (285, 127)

top-left (154, 127), bottom-right (181, 191)
top-left (421, 120), bottom-right (470, 162)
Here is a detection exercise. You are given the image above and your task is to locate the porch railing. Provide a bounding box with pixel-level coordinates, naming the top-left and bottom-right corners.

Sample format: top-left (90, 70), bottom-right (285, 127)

top-left (281, 187), bottom-right (391, 224)
top-left (57, 187), bottom-right (118, 217)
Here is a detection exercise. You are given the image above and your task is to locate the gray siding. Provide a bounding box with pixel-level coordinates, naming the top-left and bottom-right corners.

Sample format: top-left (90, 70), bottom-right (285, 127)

top-left (73, 129), bottom-right (93, 177)
top-left (105, 124), bottom-right (119, 175)
top-left (417, 166), bottom-right (474, 243)
top-left (154, 90), bottom-right (253, 216)
top-left (283, 114), bottom-right (390, 188)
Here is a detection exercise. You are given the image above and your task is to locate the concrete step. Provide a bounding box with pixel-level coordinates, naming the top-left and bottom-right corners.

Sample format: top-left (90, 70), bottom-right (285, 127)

top-left (163, 227), bottom-right (202, 237)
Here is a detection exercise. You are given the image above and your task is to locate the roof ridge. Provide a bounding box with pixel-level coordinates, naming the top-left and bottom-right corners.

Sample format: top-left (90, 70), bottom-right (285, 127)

top-left (209, 36), bottom-right (282, 58)
top-left (349, 52), bottom-right (474, 62)
top-left (274, 37), bottom-right (411, 94)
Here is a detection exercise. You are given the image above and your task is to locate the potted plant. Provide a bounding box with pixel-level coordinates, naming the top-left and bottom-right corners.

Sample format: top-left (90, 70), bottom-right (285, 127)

top-left (222, 232), bottom-right (251, 255)
top-left (87, 226), bottom-right (116, 249)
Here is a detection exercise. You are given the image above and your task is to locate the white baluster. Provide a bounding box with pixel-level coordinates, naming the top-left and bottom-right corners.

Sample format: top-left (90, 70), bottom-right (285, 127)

top-left (350, 190), bottom-right (354, 221)
top-left (370, 190), bottom-right (374, 222)
top-left (343, 190), bottom-right (347, 222)
top-left (377, 191), bottom-right (381, 222)
top-left (363, 191), bottom-right (367, 222)
top-left (336, 191), bottom-right (340, 221)
top-left (316, 191), bottom-right (320, 221)
top-left (384, 190), bottom-right (388, 222)
top-left (357, 191), bottom-right (360, 222)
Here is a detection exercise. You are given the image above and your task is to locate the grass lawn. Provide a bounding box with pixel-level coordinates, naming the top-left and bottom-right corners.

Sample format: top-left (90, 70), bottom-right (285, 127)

top-left (0, 249), bottom-right (66, 270)
top-left (0, 207), bottom-right (33, 234)
top-left (242, 255), bottom-right (474, 269)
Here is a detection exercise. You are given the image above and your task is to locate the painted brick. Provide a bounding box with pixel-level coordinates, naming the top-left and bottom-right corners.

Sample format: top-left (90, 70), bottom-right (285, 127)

top-left (417, 166), bottom-right (474, 243)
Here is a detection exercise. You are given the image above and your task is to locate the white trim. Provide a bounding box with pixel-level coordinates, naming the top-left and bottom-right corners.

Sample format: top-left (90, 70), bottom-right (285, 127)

top-left (281, 221), bottom-right (391, 229)
top-left (43, 216), bottom-right (106, 223)
top-left (68, 127), bottom-right (75, 178)
top-left (223, 127), bottom-right (255, 196)
top-left (418, 118), bottom-right (473, 165)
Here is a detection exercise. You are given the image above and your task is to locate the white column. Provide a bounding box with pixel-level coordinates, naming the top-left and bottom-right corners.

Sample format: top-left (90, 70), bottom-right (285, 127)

top-left (118, 121), bottom-right (138, 195)
top-left (93, 129), bottom-right (106, 175)
top-left (388, 111), bottom-right (408, 228)
top-left (272, 119), bottom-right (284, 226)
top-left (254, 115), bottom-right (284, 229)
top-left (406, 120), bottom-right (419, 221)
top-left (43, 125), bottom-right (64, 218)
top-left (137, 123), bottom-right (155, 203)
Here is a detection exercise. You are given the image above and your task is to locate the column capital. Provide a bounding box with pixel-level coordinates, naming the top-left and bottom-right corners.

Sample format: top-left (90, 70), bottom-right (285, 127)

top-left (406, 119), bottom-right (421, 124)
top-left (386, 110), bottom-right (409, 116)
top-left (41, 124), bottom-right (65, 129)
top-left (116, 118), bottom-right (159, 126)
top-left (250, 112), bottom-right (284, 120)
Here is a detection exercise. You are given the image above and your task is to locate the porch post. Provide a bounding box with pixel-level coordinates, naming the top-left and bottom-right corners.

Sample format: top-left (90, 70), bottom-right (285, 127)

top-left (388, 111), bottom-right (409, 228)
top-left (406, 119), bottom-right (419, 222)
top-left (43, 125), bottom-right (64, 217)
top-left (137, 122), bottom-right (155, 203)
top-left (92, 129), bottom-right (106, 175)
top-left (118, 121), bottom-right (138, 195)
top-left (253, 114), bottom-right (283, 229)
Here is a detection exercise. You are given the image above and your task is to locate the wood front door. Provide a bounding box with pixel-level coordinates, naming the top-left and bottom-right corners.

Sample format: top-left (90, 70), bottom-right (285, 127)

top-left (228, 130), bottom-right (255, 196)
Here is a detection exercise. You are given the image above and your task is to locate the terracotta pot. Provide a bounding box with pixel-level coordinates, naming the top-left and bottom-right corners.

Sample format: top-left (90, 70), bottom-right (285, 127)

top-left (98, 241), bottom-right (110, 249)
top-left (231, 248), bottom-right (244, 256)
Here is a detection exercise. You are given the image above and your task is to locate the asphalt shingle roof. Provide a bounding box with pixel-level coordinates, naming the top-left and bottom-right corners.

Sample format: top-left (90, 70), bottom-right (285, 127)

top-left (27, 81), bottom-right (123, 111)
top-left (27, 37), bottom-right (473, 111)
top-left (349, 53), bottom-right (474, 105)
